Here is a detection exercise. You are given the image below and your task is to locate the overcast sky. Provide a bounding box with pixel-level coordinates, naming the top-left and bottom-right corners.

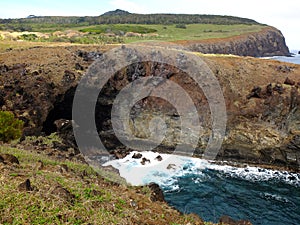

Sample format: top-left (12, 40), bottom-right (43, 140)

top-left (0, 0), bottom-right (299, 50)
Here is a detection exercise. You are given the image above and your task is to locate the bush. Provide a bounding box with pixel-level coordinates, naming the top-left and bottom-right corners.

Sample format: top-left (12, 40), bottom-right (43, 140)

top-left (0, 111), bottom-right (24, 142)
top-left (19, 34), bottom-right (38, 41)
top-left (175, 24), bottom-right (187, 29)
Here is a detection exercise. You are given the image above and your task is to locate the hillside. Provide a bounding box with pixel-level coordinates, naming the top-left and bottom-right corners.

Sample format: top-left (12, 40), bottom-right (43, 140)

top-left (0, 145), bottom-right (209, 225)
top-left (0, 10), bottom-right (290, 57)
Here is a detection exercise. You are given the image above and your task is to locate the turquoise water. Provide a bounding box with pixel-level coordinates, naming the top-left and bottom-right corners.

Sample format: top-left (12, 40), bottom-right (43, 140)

top-left (163, 167), bottom-right (300, 225)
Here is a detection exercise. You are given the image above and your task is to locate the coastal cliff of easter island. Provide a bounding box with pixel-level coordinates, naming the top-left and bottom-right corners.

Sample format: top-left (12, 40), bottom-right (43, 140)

top-left (179, 26), bottom-right (290, 57)
top-left (0, 40), bottom-right (298, 171)
top-left (1, 10), bottom-right (299, 224)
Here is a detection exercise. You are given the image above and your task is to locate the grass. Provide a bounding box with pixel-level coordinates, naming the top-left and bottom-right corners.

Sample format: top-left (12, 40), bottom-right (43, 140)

top-left (75, 23), bottom-right (266, 43)
top-left (0, 145), bottom-right (216, 225)
top-left (0, 40), bottom-right (76, 53)
top-left (0, 23), bottom-right (266, 46)
top-left (79, 24), bottom-right (157, 34)
top-left (120, 24), bottom-right (265, 42)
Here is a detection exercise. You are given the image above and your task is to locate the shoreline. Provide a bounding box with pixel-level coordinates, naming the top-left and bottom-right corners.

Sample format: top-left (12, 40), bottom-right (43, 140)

top-left (103, 150), bottom-right (300, 187)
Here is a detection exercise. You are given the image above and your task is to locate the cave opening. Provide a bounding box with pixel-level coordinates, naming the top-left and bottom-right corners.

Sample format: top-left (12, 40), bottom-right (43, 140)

top-left (42, 86), bottom-right (76, 135)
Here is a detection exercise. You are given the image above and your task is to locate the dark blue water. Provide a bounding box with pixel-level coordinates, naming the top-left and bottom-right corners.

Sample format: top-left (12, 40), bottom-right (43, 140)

top-left (162, 168), bottom-right (300, 225)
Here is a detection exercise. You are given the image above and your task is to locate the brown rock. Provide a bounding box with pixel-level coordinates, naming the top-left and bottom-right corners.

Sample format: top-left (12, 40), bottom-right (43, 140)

top-left (36, 160), bottom-right (44, 170)
top-left (58, 164), bottom-right (69, 173)
top-left (220, 215), bottom-right (236, 224)
top-left (51, 185), bottom-right (75, 203)
top-left (0, 154), bottom-right (19, 164)
top-left (18, 179), bottom-right (33, 191)
top-left (141, 157), bottom-right (150, 165)
top-left (62, 70), bottom-right (75, 84)
top-left (284, 77), bottom-right (295, 86)
top-left (266, 83), bottom-right (273, 96)
top-left (167, 164), bottom-right (176, 170)
top-left (155, 155), bottom-right (163, 161)
top-left (148, 183), bottom-right (165, 202)
top-left (219, 215), bottom-right (253, 225)
top-left (273, 84), bottom-right (284, 94)
top-left (247, 86), bottom-right (262, 99)
top-left (113, 149), bottom-right (129, 159)
top-left (75, 63), bottom-right (84, 71)
top-left (187, 213), bottom-right (204, 225)
top-left (132, 152), bottom-right (143, 159)
top-left (277, 65), bottom-right (292, 73)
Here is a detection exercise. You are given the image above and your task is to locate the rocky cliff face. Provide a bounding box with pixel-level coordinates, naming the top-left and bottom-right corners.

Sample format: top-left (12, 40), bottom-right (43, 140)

top-left (0, 45), bottom-right (299, 171)
top-left (177, 27), bottom-right (290, 57)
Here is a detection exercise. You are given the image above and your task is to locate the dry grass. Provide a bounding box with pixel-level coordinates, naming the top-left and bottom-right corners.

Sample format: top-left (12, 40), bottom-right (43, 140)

top-left (0, 146), bottom-right (215, 225)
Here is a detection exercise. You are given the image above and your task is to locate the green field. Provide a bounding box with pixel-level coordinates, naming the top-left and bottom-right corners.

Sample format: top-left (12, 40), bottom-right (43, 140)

top-left (0, 23), bottom-right (266, 45)
top-left (0, 11), bottom-right (265, 45)
top-left (117, 24), bottom-right (265, 42)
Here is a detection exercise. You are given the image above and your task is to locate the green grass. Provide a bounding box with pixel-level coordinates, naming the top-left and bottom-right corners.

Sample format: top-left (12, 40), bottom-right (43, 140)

top-left (123, 23), bottom-right (265, 42)
top-left (75, 23), bottom-right (265, 43)
top-left (0, 146), bottom-right (212, 225)
top-left (1, 23), bottom-right (266, 46)
top-left (79, 24), bottom-right (157, 34)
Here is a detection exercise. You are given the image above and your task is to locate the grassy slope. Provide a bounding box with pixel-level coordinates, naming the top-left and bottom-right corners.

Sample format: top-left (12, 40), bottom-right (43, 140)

top-left (79, 24), bottom-right (265, 43)
top-left (0, 146), bottom-right (216, 225)
top-left (0, 23), bottom-right (266, 45)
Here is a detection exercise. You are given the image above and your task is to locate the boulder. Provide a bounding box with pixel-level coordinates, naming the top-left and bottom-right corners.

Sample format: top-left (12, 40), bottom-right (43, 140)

top-left (18, 179), bottom-right (33, 192)
top-left (219, 215), bottom-right (252, 225)
top-left (132, 152), bottom-right (143, 159)
top-left (155, 155), bottom-right (163, 161)
top-left (148, 183), bottom-right (165, 202)
top-left (0, 154), bottom-right (19, 164)
top-left (284, 77), bottom-right (295, 86)
top-left (141, 157), bottom-right (150, 165)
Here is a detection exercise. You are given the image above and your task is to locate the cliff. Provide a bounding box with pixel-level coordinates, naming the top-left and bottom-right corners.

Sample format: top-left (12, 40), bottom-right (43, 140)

top-left (0, 44), bottom-right (299, 171)
top-left (177, 27), bottom-right (290, 57)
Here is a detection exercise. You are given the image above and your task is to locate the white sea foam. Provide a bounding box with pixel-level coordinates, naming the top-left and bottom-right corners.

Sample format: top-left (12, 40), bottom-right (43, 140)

top-left (103, 151), bottom-right (300, 187)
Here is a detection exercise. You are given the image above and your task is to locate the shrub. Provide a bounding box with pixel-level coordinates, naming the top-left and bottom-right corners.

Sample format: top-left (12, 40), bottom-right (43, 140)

top-left (19, 33), bottom-right (38, 41)
top-left (175, 24), bottom-right (187, 29)
top-left (0, 111), bottom-right (24, 142)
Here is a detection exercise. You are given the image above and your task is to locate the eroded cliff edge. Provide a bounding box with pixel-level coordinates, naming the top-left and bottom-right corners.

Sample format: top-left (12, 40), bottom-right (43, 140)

top-left (0, 45), bottom-right (299, 171)
top-left (177, 27), bottom-right (290, 57)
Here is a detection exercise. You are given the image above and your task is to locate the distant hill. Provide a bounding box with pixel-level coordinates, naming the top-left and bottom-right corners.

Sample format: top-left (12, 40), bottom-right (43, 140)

top-left (0, 9), bottom-right (260, 31)
top-left (101, 9), bottom-right (131, 16)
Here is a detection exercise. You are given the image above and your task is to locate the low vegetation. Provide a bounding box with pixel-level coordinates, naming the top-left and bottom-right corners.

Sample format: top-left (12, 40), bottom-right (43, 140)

top-left (0, 146), bottom-right (219, 225)
top-left (0, 23), bottom-right (265, 46)
top-left (0, 10), bottom-right (265, 45)
top-left (79, 24), bottom-right (157, 35)
top-left (0, 111), bottom-right (24, 143)
top-left (0, 11), bottom-right (259, 32)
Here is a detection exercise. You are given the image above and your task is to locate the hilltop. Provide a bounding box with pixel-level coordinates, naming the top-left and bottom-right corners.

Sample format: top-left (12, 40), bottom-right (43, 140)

top-left (101, 9), bottom-right (131, 16)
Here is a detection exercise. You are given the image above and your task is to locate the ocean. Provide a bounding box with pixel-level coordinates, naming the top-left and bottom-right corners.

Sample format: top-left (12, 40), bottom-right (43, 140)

top-left (263, 52), bottom-right (300, 65)
top-left (104, 151), bottom-right (300, 225)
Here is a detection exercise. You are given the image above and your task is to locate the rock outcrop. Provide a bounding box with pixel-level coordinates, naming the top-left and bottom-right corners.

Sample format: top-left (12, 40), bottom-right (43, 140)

top-left (177, 27), bottom-right (290, 57)
top-left (1, 45), bottom-right (300, 171)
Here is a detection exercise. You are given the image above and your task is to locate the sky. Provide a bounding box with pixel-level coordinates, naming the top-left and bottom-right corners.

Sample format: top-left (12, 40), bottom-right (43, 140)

top-left (0, 0), bottom-right (299, 50)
